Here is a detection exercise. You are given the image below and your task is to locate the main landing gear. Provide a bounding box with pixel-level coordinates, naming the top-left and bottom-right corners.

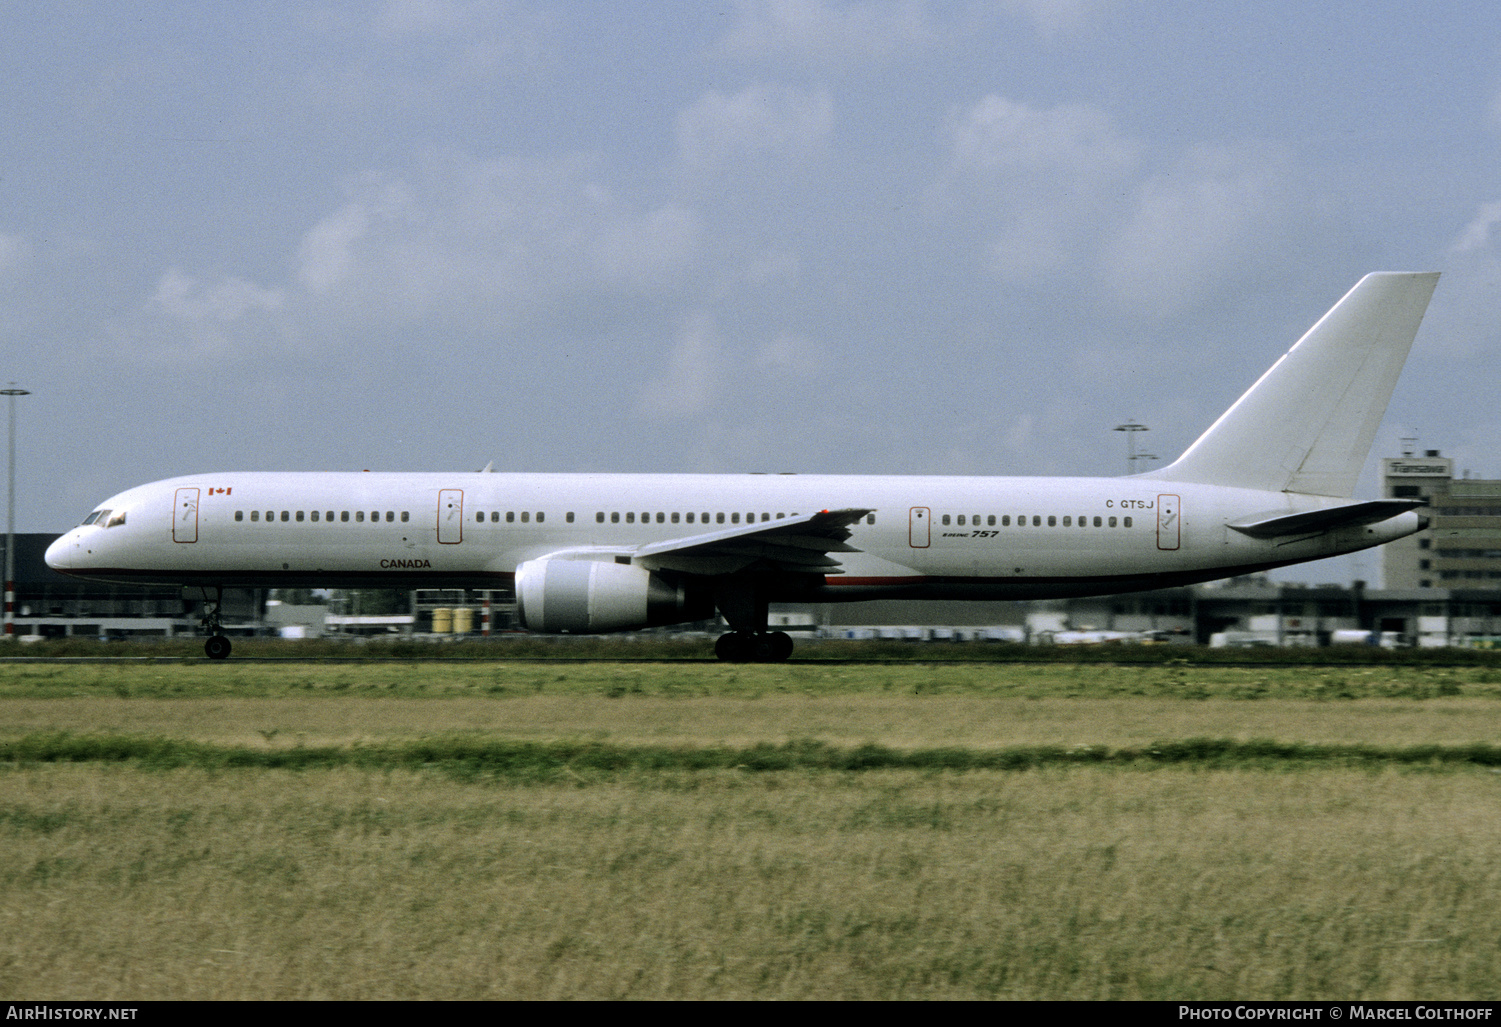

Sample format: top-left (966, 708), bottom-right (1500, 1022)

top-left (200, 586), bottom-right (232, 660)
top-left (712, 577), bottom-right (794, 662)
top-left (714, 630), bottom-right (794, 663)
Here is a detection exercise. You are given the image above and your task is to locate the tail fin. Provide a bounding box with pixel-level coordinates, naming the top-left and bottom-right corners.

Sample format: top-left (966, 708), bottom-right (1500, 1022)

top-left (1143, 272), bottom-right (1439, 497)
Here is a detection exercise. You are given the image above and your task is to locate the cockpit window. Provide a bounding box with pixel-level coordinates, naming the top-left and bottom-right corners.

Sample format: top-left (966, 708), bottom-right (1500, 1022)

top-left (104, 511), bottom-right (127, 528)
top-left (81, 509), bottom-right (109, 526)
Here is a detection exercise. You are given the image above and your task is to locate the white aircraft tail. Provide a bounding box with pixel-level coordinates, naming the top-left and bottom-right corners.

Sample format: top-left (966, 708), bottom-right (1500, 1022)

top-left (1143, 271), bottom-right (1439, 497)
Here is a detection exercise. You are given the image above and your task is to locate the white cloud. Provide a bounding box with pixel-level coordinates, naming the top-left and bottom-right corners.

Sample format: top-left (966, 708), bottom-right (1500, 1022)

top-left (947, 95), bottom-right (1139, 182)
top-left (591, 204), bottom-right (703, 290)
top-left (115, 267), bottom-right (288, 363)
top-left (1416, 202), bottom-right (1501, 360)
top-left (999, 0), bottom-right (1114, 37)
top-left (1451, 201), bottom-right (1501, 254)
top-left (151, 268), bottom-right (284, 323)
top-left (292, 153), bottom-right (703, 325)
top-left (0, 233), bottom-right (29, 276)
top-left (737, 247), bottom-right (801, 289)
top-left (377, 0), bottom-right (481, 36)
top-left (718, 0), bottom-right (939, 68)
top-left (638, 313), bottom-right (722, 420)
top-left (942, 97), bottom-right (1294, 313)
top-left (675, 83), bottom-right (835, 176)
top-left (1101, 145), bottom-right (1290, 314)
top-left (298, 201), bottom-right (374, 295)
top-left (942, 95), bottom-right (1139, 282)
top-left (754, 330), bottom-right (826, 377)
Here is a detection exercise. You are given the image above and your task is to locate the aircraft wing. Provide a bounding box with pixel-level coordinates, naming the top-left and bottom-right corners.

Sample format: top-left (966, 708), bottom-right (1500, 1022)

top-left (532, 508), bottom-right (872, 577)
top-left (634, 507), bottom-right (872, 576)
top-left (1228, 499), bottom-right (1426, 539)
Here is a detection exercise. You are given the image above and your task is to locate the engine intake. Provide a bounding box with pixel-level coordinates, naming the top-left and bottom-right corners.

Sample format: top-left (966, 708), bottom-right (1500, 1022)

top-left (515, 559), bottom-right (713, 633)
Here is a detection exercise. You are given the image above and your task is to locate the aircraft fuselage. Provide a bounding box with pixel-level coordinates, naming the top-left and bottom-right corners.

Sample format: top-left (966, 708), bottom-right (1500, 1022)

top-left (45, 470), bottom-right (1420, 601)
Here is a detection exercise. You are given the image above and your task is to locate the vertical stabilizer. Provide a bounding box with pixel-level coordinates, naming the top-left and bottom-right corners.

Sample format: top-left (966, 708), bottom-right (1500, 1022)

top-left (1143, 272), bottom-right (1439, 497)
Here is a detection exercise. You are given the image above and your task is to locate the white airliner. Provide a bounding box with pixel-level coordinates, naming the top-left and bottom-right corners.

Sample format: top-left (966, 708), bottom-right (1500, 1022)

top-left (47, 272), bottom-right (1440, 661)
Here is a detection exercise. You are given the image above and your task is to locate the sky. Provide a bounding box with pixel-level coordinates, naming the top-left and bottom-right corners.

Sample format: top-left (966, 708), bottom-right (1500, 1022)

top-left (3, 0), bottom-right (1500, 586)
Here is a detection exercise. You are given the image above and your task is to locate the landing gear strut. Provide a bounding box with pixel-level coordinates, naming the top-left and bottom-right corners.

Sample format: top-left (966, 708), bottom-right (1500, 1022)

top-left (200, 586), bottom-right (231, 660)
top-left (712, 577), bottom-right (795, 662)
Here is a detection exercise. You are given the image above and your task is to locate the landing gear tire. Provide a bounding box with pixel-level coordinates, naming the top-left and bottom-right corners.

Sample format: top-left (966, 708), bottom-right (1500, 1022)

top-left (204, 635), bottom-right (232, 660)
top-left (714, 631), bottom-right (793, 663)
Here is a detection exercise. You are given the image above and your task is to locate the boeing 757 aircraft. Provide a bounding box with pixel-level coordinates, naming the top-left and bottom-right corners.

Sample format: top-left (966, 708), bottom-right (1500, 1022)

top-left (47, 272), bottom-right (1440, 660)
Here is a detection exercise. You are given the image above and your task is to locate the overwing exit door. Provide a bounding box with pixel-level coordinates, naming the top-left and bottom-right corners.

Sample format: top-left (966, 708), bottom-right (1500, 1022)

top-left (909, 507), bottom-right (930, 548)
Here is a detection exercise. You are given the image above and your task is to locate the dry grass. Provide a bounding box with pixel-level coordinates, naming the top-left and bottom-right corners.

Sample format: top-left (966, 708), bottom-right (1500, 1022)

top-left (3, 764), bottom-right (1500, 999)
top-left (2, 694), bottom-right (1501, 752)
top-left (4, 660), bottom-right (1501, 999)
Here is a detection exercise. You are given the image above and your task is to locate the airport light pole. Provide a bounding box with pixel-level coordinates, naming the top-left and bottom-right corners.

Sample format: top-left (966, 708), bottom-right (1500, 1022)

top-left (2, 386), bottom-right (29, 641)
top-left (1113, 421), bottom-right (1148, 476)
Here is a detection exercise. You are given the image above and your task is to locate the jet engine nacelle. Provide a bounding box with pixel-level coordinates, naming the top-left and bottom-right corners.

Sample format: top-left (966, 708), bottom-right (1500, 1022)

top-left (514, 559), bottom-right (714, 633)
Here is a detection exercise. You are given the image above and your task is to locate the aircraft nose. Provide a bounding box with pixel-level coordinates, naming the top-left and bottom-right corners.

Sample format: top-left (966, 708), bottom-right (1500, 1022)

top-left (44, 533), bottom-right (74, 572)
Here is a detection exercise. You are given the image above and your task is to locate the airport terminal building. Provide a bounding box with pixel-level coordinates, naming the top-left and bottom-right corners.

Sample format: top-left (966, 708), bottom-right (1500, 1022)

top-left (1383, 450), bottom-right (1501, 590)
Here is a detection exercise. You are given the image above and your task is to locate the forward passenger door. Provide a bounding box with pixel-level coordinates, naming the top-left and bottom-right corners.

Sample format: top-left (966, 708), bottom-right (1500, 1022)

top-left (438, 489), bottom-right (464, 544)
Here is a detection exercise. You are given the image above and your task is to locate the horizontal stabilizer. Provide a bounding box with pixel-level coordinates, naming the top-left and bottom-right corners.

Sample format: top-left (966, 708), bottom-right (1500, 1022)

top-left (1228, 499), bottom-right (1426, 539)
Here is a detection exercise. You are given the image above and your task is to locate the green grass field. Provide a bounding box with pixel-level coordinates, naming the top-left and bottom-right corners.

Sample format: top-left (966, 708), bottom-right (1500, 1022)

top-left (4, 658), bottom-right (1501, 999)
